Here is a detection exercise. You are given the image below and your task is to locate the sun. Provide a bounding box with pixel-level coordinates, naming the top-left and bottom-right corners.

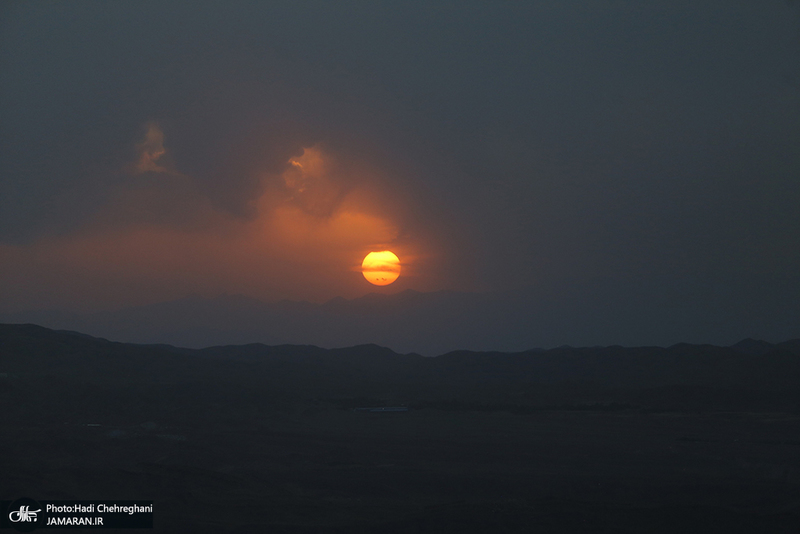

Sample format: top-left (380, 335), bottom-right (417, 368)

top-left (362, 251), bottom-right (401, 286)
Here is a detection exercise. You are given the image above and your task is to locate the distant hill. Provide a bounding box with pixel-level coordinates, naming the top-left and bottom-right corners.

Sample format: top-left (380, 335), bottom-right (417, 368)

top-left (3, 324), bottom-right (799, 532)
top-left (1, 323), bottom-right (798, 418)
top-left (730, 338), bottom-right (778, 356)
top-left (3, 287), bottom-right (800, 355)
top-left (1, 291), bottom-right (499, 355)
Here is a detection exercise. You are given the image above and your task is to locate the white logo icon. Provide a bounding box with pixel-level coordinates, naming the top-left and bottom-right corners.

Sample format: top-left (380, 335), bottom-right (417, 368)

top-left (9, 505), bottom-right (41, 523)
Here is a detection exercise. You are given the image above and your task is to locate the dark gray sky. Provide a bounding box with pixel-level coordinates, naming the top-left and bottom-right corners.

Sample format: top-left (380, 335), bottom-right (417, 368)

top-left (1, 1), bottom-right (799, 344)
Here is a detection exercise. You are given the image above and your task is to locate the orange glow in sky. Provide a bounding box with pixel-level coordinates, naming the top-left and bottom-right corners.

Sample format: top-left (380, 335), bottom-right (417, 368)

top-left (0, 140), bottom-right (435, 312)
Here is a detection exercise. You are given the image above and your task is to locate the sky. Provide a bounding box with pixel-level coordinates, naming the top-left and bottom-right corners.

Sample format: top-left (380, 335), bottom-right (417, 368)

top-left (1, 1), bottom-right (800, 344)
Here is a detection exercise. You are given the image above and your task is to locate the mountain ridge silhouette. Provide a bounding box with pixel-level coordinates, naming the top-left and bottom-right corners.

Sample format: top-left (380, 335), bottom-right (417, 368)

top-left (2, 287), bottom-right (798, 355)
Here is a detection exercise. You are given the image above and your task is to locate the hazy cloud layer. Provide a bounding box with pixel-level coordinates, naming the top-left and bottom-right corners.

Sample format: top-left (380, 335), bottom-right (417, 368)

top-left (1, 1), bottom-right (799, 345)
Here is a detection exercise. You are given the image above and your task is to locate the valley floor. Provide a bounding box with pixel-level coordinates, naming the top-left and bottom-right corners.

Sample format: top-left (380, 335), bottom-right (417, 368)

top-left (3, 407), bottom-right (799, 533)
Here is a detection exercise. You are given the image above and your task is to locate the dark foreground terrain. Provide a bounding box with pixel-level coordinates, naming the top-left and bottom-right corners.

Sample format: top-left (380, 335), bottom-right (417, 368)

top-left (1, 324), bottom-right (799, 532)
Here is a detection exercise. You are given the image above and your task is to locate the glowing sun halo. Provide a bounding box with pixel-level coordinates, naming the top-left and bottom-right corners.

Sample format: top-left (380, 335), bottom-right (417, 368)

top-left (362, 251), bottom-right (400, 286)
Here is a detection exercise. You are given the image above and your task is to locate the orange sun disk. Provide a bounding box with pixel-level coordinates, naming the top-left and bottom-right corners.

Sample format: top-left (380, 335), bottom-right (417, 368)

top-left (361, 251), bottom-right (400, 286)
